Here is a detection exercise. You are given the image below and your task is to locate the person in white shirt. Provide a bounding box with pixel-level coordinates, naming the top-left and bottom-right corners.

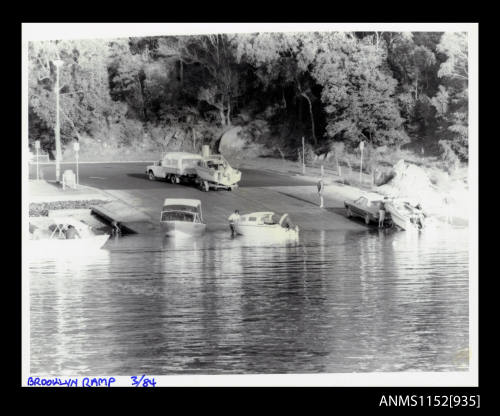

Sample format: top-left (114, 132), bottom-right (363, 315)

top-left (378, 202), bottom-right (386, 228)
top-left (228, 210), bottom-right (240, 236)
top-left (317, 178), bottom-right (325, 208)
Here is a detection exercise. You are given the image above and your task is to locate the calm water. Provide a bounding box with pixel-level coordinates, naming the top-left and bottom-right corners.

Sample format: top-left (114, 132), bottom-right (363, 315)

top-left (29, 226), bottom-right (469, 375)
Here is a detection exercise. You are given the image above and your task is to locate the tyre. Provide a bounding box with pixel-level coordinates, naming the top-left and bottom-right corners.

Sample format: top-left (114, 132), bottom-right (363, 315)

top-left (365, 214), bottom-right (370, 224)
top-left (148, 170), bottom-right (155, 181)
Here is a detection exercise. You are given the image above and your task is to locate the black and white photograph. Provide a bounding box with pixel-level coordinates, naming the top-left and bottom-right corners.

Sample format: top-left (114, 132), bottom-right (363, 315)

top-left (22, 23), bottom-right (478, 387)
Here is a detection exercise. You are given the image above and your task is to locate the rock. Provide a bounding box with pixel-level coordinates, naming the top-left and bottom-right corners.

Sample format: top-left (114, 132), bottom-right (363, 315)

top-left (377, 159), bottom-right (441, 211)
top-left (218, 123), bottom-right (271, 159)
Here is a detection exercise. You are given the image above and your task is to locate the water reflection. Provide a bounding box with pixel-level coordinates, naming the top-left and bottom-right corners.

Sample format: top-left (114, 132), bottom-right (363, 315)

top-left (29, 227), bottom-right (469, 375)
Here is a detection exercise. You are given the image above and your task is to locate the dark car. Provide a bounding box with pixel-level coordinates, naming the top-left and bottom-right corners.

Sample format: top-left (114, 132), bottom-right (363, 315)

top-left (344, 195), bottom-right (391, 225)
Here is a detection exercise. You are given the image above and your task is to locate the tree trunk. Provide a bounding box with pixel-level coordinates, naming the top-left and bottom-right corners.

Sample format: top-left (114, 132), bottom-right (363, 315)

top-left (220, 107), bottom-right (227, 126)
top-left (298, 97), bottom-right (303, 123)
top-left (414, 74), bottom-right (419, 101)
top-left (226, 96), bottom-right (231, 126)
top-left (137, 78), bottom-right (147, 121)
top-left (179, 60), bottom-right (183, 85)
top-left (301, 93), bottom-right (317, 145)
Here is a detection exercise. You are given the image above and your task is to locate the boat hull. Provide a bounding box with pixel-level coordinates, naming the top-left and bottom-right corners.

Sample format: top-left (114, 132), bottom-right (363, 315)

top-left (195, 169), bottom-right (241, 188)
top-left (386, 203), bottom-right (421, 231)
top-left (161, 220), bottom-right (206, 237)
top-left (27, 234), bottom-right (110, 257)
top-left (234, 223), bottom-right (299, 241)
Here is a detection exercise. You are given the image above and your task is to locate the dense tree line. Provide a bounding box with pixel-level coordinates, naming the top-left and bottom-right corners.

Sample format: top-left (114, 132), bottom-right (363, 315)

top-left (28, 31), bottom-right (469, 161)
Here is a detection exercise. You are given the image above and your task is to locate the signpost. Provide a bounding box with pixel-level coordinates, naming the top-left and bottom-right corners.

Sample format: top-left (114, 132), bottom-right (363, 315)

top-left (53, 59), bottom-right (64, 183)
top-left (35, 140), bottom-right (40, 180)
top-left (302, 136), bottom-right (306, 174)
top-left (359, 140), bottom-right (365, 184)
top-left (74, 141), bottom-right (80, 188)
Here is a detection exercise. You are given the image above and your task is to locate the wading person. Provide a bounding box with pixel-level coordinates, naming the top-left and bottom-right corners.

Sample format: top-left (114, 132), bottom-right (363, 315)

top-left (111, 221), bottom-right (122, 238)
top-left (378, 202), bottom-right (386, 228)
top-left (317, 178), bottom-right (325, 208)
top-left (228, 210), bottom-right (240, 237)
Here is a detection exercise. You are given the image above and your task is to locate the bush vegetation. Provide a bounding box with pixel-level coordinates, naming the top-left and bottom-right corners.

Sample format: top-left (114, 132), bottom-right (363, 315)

top-left (28, 32), bottom-right (469, 163)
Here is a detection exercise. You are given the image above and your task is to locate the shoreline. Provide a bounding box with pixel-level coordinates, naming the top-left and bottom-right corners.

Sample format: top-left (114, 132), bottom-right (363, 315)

top-left (27, 154), bottom-right (469, 228)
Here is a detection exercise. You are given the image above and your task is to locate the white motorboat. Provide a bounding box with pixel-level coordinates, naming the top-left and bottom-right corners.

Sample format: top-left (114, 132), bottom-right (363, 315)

top-left (160, 198), bottom-right (206, 237)
top-left (385, 200), bottom-right (424, 231)
top-left (233, 212), bottom-right (299, 240)
top-left (194, 154), bottom-right (242, 191)
top-left (27, 217), bottom-right (110, 256)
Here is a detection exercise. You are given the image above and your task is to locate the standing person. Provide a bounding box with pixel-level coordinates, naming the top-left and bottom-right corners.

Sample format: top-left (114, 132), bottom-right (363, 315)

top-left (228, 210), bottom-right (240, 237)
top-left (111, 221), bottom-right (122, 238)
top-left (378, 202), bottom-right (386, 228)
top-left (317, 178), bottom-right (325, 208)
top-left (64, 224), bottom-right (81, 239)
top-left (414, 203), bottom-right (425, 230)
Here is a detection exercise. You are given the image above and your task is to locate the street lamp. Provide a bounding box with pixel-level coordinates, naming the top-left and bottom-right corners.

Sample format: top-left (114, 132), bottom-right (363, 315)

top-left (53, 59), bottom-right (64, 183)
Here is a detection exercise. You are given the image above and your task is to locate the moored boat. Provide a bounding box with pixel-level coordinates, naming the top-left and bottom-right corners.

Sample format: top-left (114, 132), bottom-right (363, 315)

top-left (233, 212), bottom-right (299, 240)
top-left (27, 217), bottom-right (110, 256)
top-left (160, 198), bottom-right (206, 237)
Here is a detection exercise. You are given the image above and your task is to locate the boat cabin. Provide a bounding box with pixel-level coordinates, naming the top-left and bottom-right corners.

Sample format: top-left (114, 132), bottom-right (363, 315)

top-left (160, 198), bottom-right (204, 223)
top-left (239, 212), bottom-right (291, 228)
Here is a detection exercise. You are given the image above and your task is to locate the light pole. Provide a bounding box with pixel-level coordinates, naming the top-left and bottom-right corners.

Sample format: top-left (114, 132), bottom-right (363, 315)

top-left (74, 140), bottom-right (80, 188)
top-left (53, 59), bottom-right (64, 183)
top-left (359, 140), bottom-right (365, 185)
top-left (35, 140), bottom-right (40, 180)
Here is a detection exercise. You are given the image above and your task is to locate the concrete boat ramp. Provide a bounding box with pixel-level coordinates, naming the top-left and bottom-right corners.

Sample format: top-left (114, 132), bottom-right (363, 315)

top-left (89, 186), bottom-right (367, 234)
top-left (91, 200), bottom-right (158, 234)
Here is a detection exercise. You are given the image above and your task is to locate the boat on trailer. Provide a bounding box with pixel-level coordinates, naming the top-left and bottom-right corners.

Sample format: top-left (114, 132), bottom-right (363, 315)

top-left (194, 154), bottom-right (242, 191)
top-left (385, 199), bottom-right (425, 231)
top-left (160, 198), bottom-right (206, 237)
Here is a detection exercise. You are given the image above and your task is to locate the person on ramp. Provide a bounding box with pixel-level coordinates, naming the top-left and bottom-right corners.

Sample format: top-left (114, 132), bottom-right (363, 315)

top-left (317, 178), bottom-right (325, 208)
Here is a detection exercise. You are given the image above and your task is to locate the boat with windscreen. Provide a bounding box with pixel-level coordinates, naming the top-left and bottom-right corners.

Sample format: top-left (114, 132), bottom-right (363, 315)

top-left (160, 198), bottom-right (206, 237)
top-left (27, 217), bottom-right (110, 256)
top-left (194, 154), bottom-right (242, 191)
top-left (233, 212), bottom-right (299, 240)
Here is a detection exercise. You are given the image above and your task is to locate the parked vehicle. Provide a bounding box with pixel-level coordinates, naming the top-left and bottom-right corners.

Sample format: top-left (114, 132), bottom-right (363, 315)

top-left (385, 199), bottom-right (425, 231)
top-left (194, 154), bottom-right (242, 191)
top-left (344, 194), bottom-right (390, 225)
top-left (146, 152), bottom-right (241, 191)
top-left (146, 152), bottom-right (203, 184)
top-left (233, 211), bottom-right (299, 240)
top-left (27, 217), bottom-right (109, 255)
top-left (160, 198), bottom-right (206, 237)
